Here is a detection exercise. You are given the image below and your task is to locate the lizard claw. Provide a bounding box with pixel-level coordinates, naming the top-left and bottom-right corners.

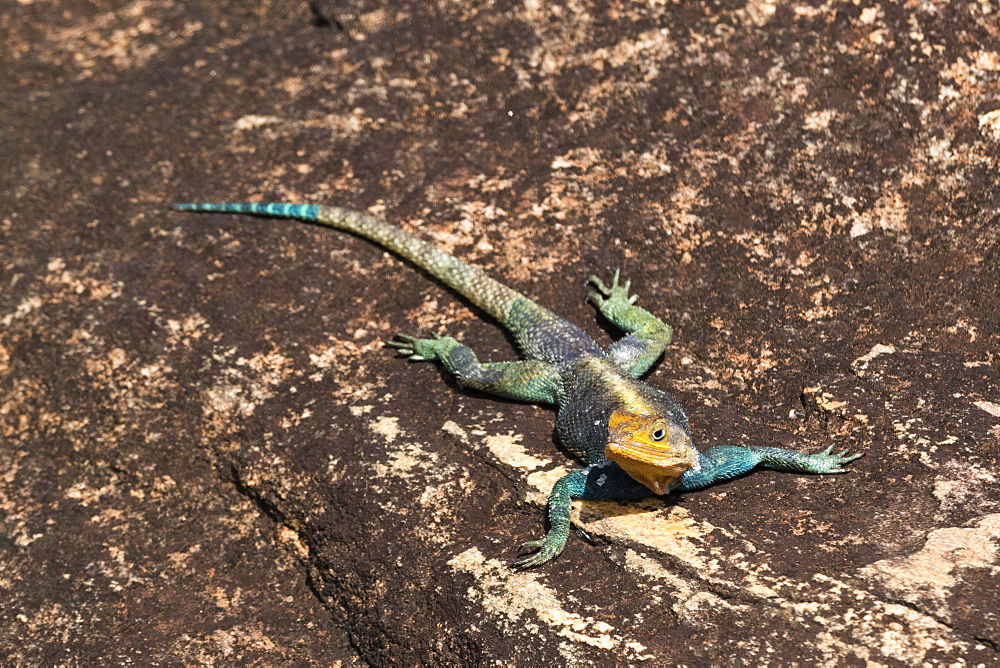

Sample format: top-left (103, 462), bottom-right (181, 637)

top-left (512, 538), bottom-right (563, 570)
top-left (586, 269), bottom-right (640, 315)
top-left (587, 268), bottom-right (625, 296)
top-left (587, 274), bottom-right (610, 296)
top-left (808, 446), bottom-right (864, 473)
top-left (386, 333), bottom-right (459, 363)
top-left (386, 333), bottom-right (419, 357)
top-left (386, 333), bottom-right (431, 361)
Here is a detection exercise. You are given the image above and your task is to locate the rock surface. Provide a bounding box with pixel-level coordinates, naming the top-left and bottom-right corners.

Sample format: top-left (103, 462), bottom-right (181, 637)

top-left (2, 0), bottom-right (998, 664)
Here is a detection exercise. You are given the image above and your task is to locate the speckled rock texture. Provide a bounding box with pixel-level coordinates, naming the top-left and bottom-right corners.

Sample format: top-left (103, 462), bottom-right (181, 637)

top-left (2, 0), bottom-right (998, 664)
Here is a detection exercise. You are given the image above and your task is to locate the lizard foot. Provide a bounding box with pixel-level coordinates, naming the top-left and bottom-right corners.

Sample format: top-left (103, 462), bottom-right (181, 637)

top-left (386, 333), bottom-right (460, 362)
top-left (806, 446), bottom-right (864, 473)
top-left (587, 268), bottom-right (639, 315)
top-left (512, 537), bottom-right (565, 570)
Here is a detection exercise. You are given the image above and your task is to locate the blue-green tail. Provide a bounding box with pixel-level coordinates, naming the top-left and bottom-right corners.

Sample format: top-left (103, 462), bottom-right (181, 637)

top-left (171, 201), bottom-right (529, 326)
top-left (171, 202), bottom-right (322, 220)
top-left (173, 200), bottom-right (606, 361)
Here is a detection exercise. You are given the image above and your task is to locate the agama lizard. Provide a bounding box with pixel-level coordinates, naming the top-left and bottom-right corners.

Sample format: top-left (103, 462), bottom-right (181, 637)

top-left (172, 201), bottom-right (862, 568)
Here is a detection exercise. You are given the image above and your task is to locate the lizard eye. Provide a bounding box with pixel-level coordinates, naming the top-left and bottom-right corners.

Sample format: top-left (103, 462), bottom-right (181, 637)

top-left (651, 428), bottom-right (666, 441)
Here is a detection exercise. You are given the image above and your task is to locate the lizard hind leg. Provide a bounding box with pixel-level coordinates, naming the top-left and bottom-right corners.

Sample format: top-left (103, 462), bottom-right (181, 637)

top-left (387, 334), bottom-right (563, 405)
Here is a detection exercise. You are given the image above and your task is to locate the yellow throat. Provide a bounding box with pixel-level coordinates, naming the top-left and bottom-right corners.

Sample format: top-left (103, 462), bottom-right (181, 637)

top-left (604, 410), bottom-right (697, 495)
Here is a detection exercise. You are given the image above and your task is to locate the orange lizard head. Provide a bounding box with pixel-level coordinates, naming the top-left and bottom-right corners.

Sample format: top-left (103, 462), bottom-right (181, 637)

top-left (604, 410), bottom-right (698, 495)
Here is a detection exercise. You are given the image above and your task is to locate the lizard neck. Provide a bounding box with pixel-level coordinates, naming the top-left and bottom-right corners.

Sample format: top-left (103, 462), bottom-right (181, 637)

top-left (580, 356), bottom-right (660, 415)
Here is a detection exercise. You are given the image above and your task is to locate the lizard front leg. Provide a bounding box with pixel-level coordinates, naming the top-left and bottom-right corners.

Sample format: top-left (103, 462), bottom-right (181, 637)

top-left (679, 445), bottom-right (863, 490)
top-left (514, 464), bottom-right (651, 569)
top-left (588, 270), bottom-right (673, 377)
top-left (388, 334), bottom-right (563, 404)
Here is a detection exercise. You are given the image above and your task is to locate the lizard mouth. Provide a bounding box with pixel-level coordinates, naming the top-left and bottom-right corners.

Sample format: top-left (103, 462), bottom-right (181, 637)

top-left (604, 440), bottom-right (693, 495)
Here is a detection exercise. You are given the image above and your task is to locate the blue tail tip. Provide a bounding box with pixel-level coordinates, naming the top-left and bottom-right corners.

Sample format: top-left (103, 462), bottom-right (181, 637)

top-left (170, 202), bottom-right (323, 218)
